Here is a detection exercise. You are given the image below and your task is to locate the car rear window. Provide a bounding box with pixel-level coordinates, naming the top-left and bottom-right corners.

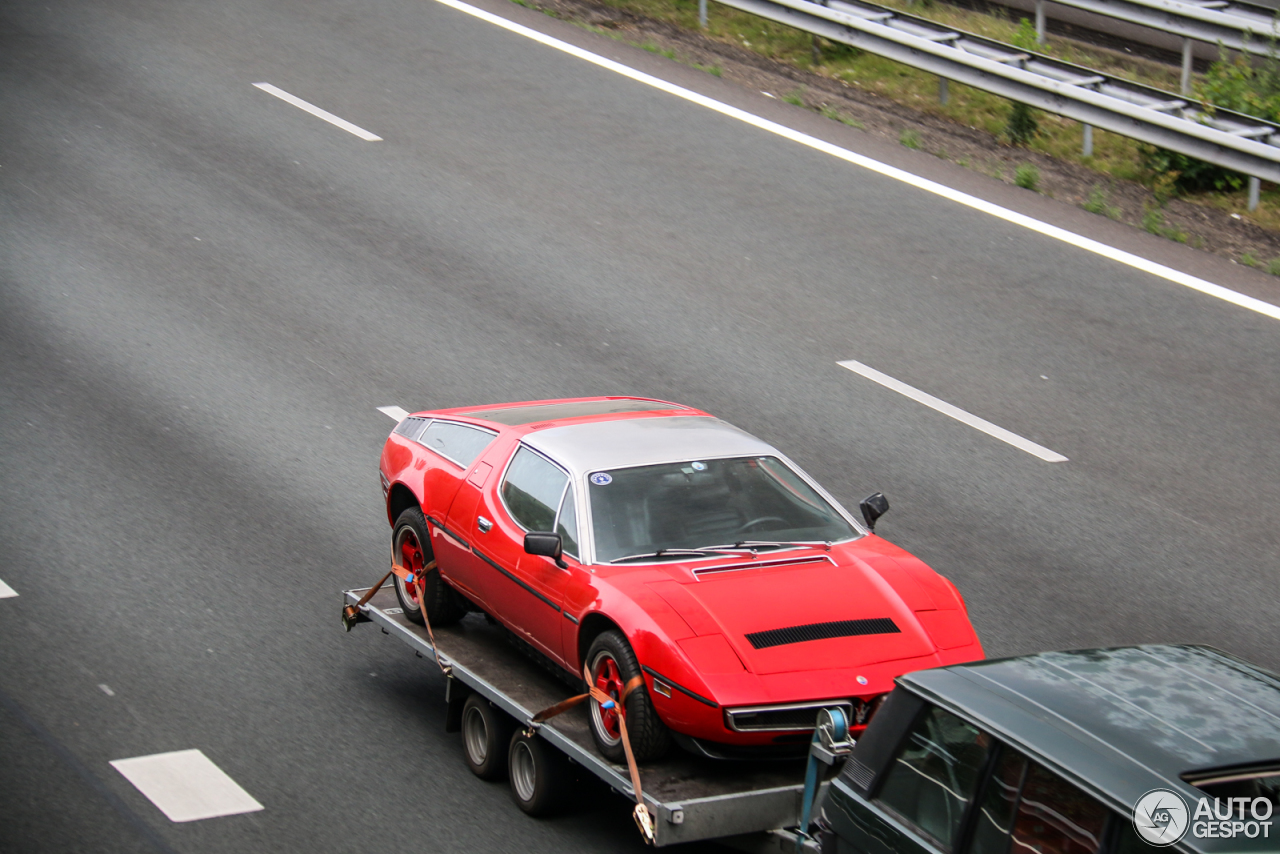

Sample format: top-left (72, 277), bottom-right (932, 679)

top-left (418, 421), bottom-right (496, 469)
top-left (459, 399), bottom-right (685, 425)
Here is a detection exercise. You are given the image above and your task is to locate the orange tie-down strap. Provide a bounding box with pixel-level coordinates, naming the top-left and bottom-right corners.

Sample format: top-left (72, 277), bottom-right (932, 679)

top-left (528, 670), bottom-right (654, 843)
top-left (406, 562), bottom-right (452, 678)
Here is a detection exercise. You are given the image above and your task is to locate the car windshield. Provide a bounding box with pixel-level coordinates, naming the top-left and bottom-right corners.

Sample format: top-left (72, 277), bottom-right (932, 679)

top-left (588, 456), bottom-right (857, 563)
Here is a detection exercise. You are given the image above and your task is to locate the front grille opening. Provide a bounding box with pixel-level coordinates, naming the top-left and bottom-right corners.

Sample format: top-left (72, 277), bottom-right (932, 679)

top-left (726, 694), bottom-right (889, 733)
top-left (726, 701), bottom-right (853, 732)
top-left (745, 617), bottom-right (900, 650)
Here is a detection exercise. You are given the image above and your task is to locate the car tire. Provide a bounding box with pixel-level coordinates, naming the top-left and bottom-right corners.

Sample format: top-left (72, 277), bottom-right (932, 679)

top-left (508, 731), bottom-right (567, 816)
top-left (461, 694), bottom-right (515, 781)
top-left (585, 629), bottom-right (672, 763)
top-left (391, 507), bottom-right (467, 626)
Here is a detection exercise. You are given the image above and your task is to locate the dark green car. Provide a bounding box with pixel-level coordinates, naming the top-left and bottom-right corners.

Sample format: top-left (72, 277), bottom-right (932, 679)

top-left (820, 645), bottom-right (1280, 854)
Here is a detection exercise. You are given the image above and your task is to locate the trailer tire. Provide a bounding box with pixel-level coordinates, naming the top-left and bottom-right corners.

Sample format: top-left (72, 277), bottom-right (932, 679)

top-left (508, 731), bottom-right (567, 816)
top-left (461, 694), bottom-right (514, 781)
top-left (586, 630), bottom-right (672, 763)
top-left (391, 508), bottom-right (466, 626)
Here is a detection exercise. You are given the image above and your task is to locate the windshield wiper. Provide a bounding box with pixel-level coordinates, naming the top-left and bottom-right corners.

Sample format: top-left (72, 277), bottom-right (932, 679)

top-left (700, 540), bottom-right (832, 552)
top-left (609, 547), bottom-right (753, 564)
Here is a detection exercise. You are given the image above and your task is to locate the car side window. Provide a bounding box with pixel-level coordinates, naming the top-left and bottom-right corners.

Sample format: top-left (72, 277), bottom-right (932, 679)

top-left (556, 487), bottom-right (579, 559)
top-left (875, 705), bottom-right (995, 850)
top-left (501, 447), bottom-right (569, 533)
top-left (419, 420), bottom-right (496, 469)
top-left (1010, 762), bottom-right (1106, 854)
top-left (968, 748), bottom-right (1027, 854)
top-left (968, 748), bottom-right (1107, 854)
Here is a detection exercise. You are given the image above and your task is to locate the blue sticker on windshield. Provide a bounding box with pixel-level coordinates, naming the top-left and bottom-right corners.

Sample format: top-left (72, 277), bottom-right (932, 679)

top-left (691, 461), bottom-right (707, 471)
top-left (590, 472), bottom-right (613, 486)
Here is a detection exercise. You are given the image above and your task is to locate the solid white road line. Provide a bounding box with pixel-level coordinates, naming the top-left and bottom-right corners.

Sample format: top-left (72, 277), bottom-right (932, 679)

top-left (110, 750), bottom-right (263, 822)
top-left (252, 83), bottom-right (382, 141)
top-left (838, 360), bottom-right (1069, 462)
top-left (0, 578), bottom-right (16, 598)
top-left (377, 405), bottom-right (410, 421)
top-left (431, 0), bottom-right (1280, 324)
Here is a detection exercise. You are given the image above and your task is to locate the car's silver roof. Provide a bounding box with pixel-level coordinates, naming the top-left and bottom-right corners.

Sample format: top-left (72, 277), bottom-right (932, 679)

top-left (520, 415), bottom-right (777, 476)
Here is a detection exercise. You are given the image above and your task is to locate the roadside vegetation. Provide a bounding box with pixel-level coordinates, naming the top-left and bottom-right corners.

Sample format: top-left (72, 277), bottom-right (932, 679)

top-left (542, 0), bottom-right (1280, 263)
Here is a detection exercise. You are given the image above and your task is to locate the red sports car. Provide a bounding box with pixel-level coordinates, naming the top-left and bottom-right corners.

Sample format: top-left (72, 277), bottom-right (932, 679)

top-left (379, 397), bottom-right (983, 761)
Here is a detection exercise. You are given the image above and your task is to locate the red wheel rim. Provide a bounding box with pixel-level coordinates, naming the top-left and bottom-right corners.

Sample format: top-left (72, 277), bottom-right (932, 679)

top-left (593, 655), bottom-right (625, 739)
top-left (396, 529), bottom-right (425, 606)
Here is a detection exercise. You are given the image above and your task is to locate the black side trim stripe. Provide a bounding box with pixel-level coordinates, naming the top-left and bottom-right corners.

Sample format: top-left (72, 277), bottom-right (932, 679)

top-left (473, 548), bottom-right (561, 612)
top-left (640, 665), bottom-right (718, 708)
top-left (425, 515), bottom-right (470, 551)
top-left (563, 612), bottom-right (580, 625)
top-left (746, 618), bottom-right (899, 650)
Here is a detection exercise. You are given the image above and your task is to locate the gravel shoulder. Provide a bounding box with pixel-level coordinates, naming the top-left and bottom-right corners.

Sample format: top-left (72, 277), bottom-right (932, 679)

top-left (524, 0), bottom-right (1280, 269)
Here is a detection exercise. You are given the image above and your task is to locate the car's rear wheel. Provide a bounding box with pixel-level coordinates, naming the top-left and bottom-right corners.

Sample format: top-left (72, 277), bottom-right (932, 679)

top-left (392, 507), bottom-right (467, 626)
top-left (585, 630), bottom-right (672, 763)
top-left (461, 693), bottom-right (515, 780)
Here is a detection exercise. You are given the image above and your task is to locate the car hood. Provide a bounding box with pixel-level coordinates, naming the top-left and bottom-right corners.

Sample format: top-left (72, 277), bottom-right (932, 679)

top-left (651, 555), bottom-right (940, 675)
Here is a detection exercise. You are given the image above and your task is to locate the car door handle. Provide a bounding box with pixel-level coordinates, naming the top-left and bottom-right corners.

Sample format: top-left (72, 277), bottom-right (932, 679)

top-left (477, 516), bottom-right (493, 534)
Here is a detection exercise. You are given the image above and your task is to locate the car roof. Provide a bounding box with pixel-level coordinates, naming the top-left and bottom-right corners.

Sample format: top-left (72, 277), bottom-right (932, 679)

top-left (899, 645), bottom-right (1280, 850)
top-left (521, 415), bottom-right (779, 476)
top-left (454, 397), bottom-right (692, 426)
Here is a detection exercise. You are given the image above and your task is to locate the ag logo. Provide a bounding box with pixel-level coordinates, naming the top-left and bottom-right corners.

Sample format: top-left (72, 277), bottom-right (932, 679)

top-left (1133, 789), bottom-right (1190, 846)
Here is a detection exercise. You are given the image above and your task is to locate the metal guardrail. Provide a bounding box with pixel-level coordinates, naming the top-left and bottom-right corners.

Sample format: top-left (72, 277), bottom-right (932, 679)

top-left (1024, 0), bottom-right (1280, 94)
top-left (712, 0), bottom-right (1280, 202)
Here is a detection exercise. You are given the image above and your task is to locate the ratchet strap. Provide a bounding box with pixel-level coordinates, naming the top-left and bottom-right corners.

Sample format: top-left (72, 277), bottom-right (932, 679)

top-left (527, 669), bottom-right (653, 843)
top-left (406, 561), bottom-right (452, 678)
top-left (341, 569), bottom-right (395, 631)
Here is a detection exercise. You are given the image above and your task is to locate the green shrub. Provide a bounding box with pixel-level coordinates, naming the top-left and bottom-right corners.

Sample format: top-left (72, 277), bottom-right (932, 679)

top-left (1139, 145), bottom-right (1244, 195)
top-left (1083, 184), bottom-right (1120, 219)
top-left (1014, 163), bottom-right (1040, 190)
top-left (900, 128), bottom-right (922, 149)
top-left (1005, 102), bottom-right (1039, 146)
top-left (1011, 18), bottom-right (1039, 52)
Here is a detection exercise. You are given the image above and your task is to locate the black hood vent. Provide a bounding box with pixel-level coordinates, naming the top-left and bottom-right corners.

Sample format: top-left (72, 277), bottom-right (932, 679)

top-left (746, 618), bottom-right (900, 650)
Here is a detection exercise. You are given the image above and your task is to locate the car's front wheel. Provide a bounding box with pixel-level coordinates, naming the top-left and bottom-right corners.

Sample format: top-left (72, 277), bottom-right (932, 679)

top-left (585, 630), bottom-right (671, 763)
top-left (391, 507), bottom-right (467, 626)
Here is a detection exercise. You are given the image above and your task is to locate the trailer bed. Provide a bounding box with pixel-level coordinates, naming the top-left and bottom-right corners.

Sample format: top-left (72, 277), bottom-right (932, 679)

top-left (344, 586), bottom-right (824, 846)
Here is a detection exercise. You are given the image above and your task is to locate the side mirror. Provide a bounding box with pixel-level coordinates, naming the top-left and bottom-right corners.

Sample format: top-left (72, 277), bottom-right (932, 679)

top-left (524, 532), bottom-right (567, 569)
top-left (859, 492), bottom-right (889, 531)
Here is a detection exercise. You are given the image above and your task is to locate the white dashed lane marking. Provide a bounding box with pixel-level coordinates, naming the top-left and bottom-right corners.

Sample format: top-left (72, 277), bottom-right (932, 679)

top-left (110, 750), bottom-right (264, 822)
top-left (0, 578), bottom-right (17, 598)
top-left (838, 360), bottom-right (1069, 463)
top-left (378, 405), bottom-right (410, 421)
top-left (252, 83), bottom-right (382, 141)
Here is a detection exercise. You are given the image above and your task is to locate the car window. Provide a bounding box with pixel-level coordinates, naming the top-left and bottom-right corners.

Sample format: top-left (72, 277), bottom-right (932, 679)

top-left (501, 447), bottom-right (569, 532)
top-left (588, 456), bottom-right (856, 563)
top-left (393, 416), bottom-right (430, 440)
top-left (419, 420), bottom-right (496, 468)
top-left (969, 747), bottom-right (1028, 854)
top-left (968, 748), bottom-right (1106, 854)
top-left (875, 705), bottom-right (995, 850)
top-left (556, 488), bottom-right (579, 559)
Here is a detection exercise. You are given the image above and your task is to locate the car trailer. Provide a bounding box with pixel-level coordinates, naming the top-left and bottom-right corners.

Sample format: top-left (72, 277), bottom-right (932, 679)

top-left (342, 584), bottom-right (852, 850)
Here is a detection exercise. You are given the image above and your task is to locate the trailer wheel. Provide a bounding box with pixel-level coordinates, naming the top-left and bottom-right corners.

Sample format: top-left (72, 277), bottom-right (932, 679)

top-left (508, 731), bottom-right (566, 816)
top-left (461, 694), bottom-right (514, 781)
top-left (586, 630), bottom-right (672, 762)
top-left (391, 508), bottom-right (466, 626)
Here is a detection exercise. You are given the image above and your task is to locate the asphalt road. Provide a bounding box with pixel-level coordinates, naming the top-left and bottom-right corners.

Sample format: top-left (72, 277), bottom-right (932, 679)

top-left (2, 0), bottom-right (1278, 849)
